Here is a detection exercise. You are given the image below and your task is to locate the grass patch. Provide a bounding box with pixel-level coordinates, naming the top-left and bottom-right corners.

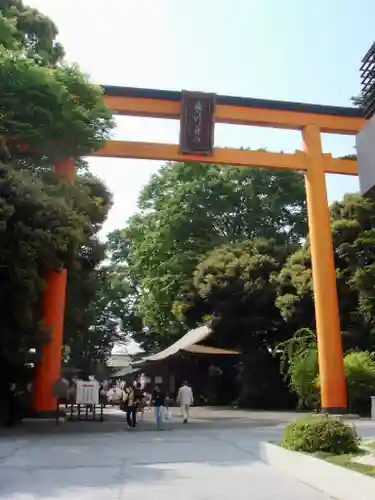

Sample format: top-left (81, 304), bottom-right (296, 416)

top-left (314, 450), bottom-right (375, 479)
top-left (278, 442), bottom-right (375, 479)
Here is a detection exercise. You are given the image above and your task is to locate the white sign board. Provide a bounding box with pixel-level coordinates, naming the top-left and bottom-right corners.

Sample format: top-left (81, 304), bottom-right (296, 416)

top-left (356, 113), bottom-right (375, 197)
top-left (76, 380), bottom-right (99, 405)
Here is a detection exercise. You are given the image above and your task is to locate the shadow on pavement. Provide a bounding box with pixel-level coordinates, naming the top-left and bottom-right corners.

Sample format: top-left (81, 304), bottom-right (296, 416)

top-left (0, 425), bottom-right (265, 499)
top-left (1, 408), bottom-right (374, 499)
top-left (0, 407), bottom-right (301, 437)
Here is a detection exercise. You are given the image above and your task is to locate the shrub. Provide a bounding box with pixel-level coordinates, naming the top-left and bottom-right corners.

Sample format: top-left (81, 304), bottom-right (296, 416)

top-left (282, 415), bottom-right (359, 454)
top-left (277, 328), bottom-right (319, 409)
top-left (344, 351), bottom-right (375, 415)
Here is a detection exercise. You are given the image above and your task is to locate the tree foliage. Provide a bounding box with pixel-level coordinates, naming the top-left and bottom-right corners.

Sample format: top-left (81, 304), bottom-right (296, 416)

top-left (0, 163), bottom-right (89, 372)
top-left (106, 163), bottom-right (307, 408)
top-left (0, 0), bottom-right (117, 381)
top-left (173, 237), bottom-right (296, 405)
top-left (64, 266), bottom-right (121, 374)
top-left (275, 192), bottom-right (375, 410)
top-left (1, 51), bottom-right (113, 162)
top-left (275, 193), bottom-right (375, 352)
top-left (0, 0), bottom-right (114, 166)
top-left (106, 230), bottom-right (146, 349)
top-left (277, 330), bottom-right (375, 414)
top-left (344, 351), bottom-right (375, 415)
top-left (110, 162), bottom-right (307, 351)
top-left (177, 238), bottom-right (294, 350)
top-left (0, 0), bottom-right (64, 63)
top-left (277, 328), bottom-right (319, 409)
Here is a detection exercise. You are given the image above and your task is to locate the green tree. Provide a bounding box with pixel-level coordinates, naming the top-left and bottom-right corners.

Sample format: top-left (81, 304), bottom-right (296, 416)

top-left (64, 266), bottom-right (122, 374)
top-left (110, 162), bottom-right (307, 351)
top-left (181, 238), bottom-right (293, 350)
top-left (106, 230), bottom-right (147, 349)
top-left (344, 351), bottom-right (375, 415)
top-left (0, 163), bottom-right (91, 377)
top-left (274, 246), bottom-right (315, 331)
top-left (0, 0), bottom-right (114, 165)
top-left (63, 175), bottom-right (119, 372)
top-left (0, 0), bottom-right (115, 384)
top-left (174, 238), bottom-right (298, 408)
top-left (277, 330), bottom-right (375, 414)
top-left (277, 328), bottom-right (319, 409)
top-left (0, 0), bottom-right (64, 64)
top-left (275, 193), bottom-right (375, 352)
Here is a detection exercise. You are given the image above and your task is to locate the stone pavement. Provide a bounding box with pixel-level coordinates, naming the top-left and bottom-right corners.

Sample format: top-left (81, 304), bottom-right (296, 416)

top-left (0, 408), bottom-right (374, 500)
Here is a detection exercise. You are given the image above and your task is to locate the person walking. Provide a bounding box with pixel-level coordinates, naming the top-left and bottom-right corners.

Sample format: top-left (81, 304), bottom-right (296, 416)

top-left (5, 382), bottom-right (20, 427)
top-left (177, 381), bottom-right (194, 424)
top-left (152, 385), bottom-right (166, 430)
top-left (123, 386), bottom-right (136, 429)
top-left (164, 392), bottom-right (171, 420)
top-left (132, 382), bottom-right (143, 424)
top-left (138, 388), bottom-right (147, 422)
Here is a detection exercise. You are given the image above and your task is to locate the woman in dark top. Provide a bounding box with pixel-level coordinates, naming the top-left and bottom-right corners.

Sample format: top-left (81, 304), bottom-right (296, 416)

top-left (152, 385), bottom-right (166, 430)
top-left (123, 386), bottom-right (136, 428)
top-left (124, 383), bottom-right (143, 429)
top-left (5, 382), bottom-right (20, 426)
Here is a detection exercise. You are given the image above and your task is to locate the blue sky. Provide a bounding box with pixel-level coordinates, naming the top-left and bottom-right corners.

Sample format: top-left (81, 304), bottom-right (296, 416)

top-left (27, 0), bottom-right (373, 237)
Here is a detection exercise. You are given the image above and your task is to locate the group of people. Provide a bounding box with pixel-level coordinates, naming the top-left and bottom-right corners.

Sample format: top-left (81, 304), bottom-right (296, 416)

top-left (120, 380), bottom-right (194, 430)
top-left (2, 378), bottom-right (195, 430)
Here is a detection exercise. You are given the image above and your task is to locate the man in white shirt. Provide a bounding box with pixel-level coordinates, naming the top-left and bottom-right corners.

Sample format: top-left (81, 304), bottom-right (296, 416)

top-left (177, 381), bottom-right (194, 423)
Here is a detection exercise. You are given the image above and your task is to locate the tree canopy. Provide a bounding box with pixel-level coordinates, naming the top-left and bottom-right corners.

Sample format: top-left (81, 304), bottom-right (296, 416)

top-left (275, 192), bottom-right (375, 352)
top-left (108, 162), bottom-right (307, 351)
top-left (175, 237), bottom-right (294, 350)
top-left (0, 1), bottom-right (113, 165)
top-left (0, 0), bottom-right (118, 381)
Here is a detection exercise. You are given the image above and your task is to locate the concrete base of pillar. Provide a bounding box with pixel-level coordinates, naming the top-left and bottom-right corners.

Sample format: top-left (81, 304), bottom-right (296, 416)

top-left (320, 408), bottom-right (361, 419)
top-left (27, 408), bottom-right (66, 420)
top-left (321, 407), bottom-right (348, 415)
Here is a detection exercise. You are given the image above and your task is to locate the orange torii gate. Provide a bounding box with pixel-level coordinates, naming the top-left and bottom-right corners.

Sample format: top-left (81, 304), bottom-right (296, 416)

top-left (32, 86), bottom-right (366, 415)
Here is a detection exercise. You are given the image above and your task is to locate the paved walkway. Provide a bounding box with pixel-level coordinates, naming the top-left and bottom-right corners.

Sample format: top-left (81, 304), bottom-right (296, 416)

top-left (0, 408), bottom-right (374, 499)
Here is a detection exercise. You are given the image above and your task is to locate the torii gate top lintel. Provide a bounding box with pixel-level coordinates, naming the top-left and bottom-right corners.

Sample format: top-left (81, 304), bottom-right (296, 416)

top-left (102, 85), bottom-right (365, 135)
top-left (97, 86), bottom-right (366, 176)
